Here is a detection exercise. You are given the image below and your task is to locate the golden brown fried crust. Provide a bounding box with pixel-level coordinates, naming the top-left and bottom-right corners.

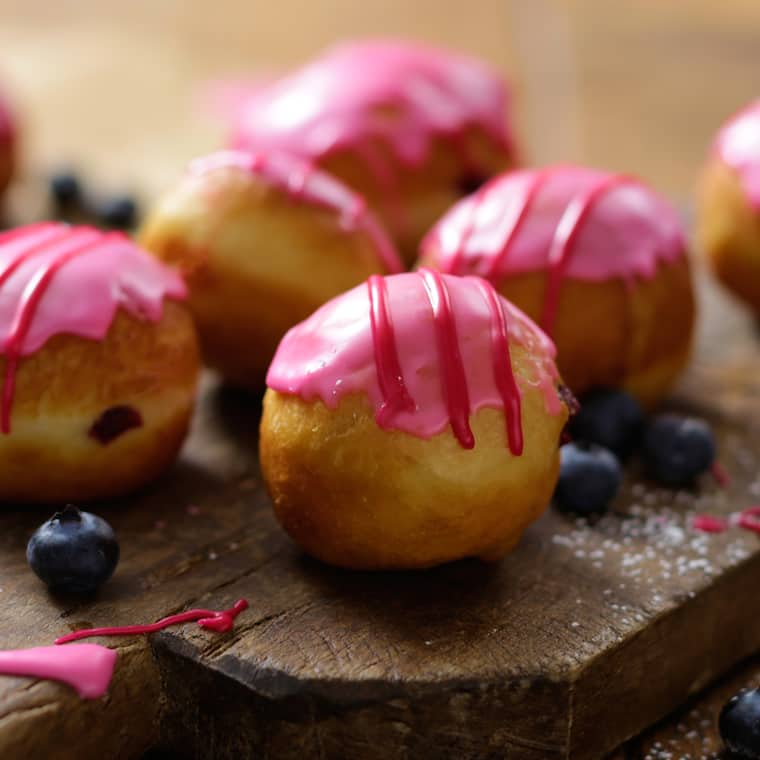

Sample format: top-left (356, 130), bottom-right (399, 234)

top-left (320, 125), bottom-right (514, 263)
top-left (697, 157), bottom-right (760, 311)
top-left (140, 167), bottom-right (397, 389)
top-left (260, 344), bottom-right (569, 570)
top-left (0, 302), bottom-right (199, 503)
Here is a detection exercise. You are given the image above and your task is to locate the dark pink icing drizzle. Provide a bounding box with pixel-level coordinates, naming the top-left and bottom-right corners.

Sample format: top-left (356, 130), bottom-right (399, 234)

top-left (418, 268), bottom-right (474, 449)
top-left (189, 150), bottom-right (402, 274)
top-left (55, 599), bottom-right (249, 644)
top-left (268, 272), bottom-right (559, 452)
top-left (484, 168), bottom-right (552, 279)
top-left (0, 223), bottom-right (187, 434)
top-left (474, 278), bottom-right (523, 455)
top-left (0, 644), bottom-right (116, 699)
top-left (367, 275), bottom-right (415, 425)
top-left (540, 174), bottom-right (634, 334)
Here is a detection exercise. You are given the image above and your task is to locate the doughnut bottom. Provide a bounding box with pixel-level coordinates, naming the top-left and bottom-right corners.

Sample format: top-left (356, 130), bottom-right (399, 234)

top-left (0, 303), bottom-right (199, 503)
top-left (698, 158), bottom-right (760, 312)
top-left (260, 371), bottom-right (568, 570)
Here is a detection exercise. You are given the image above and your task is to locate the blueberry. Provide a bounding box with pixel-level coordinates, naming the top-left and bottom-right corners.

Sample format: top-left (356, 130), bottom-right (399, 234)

top-left (642, 414), bottom-right (715, 487)
top-left (720, 688), bottom-right (760, 758)
top-left (26, 505), bottom-right (119, 594)
top-left (49, 171), bottom-right (83, 209)
top-left (569, 388), bottom-right (643, 459)
top-left (97, 196), bottom-right (138, 229)
top-left (554, 442), bottom-right (622, 516)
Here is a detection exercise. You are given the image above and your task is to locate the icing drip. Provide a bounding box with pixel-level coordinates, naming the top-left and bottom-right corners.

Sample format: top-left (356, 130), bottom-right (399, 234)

top-left (541, 174), bottom-right (634, 334)
top-left (231, 40), bottom-right (514, 231)
top-left (55, 599), bottom-right (249, 644)
top-left (485, 169), bottom-right (552, 279)
top-left (267, 272), bottom-right (561, 450)
top-left (419, 268), bottom-right (474, 448)
top-left (713, 99), bottom-right (760, 211)
top-left (474, 278), bottom-right (523, 455)
top-left (0, 644), bottom-right (116, 699)
top-left (422, 165), bottom-right (687, 333)
top-left (367, 275), bottom-right (415, 424)
top-left (0, 223), bottom-right (187, 434)
top-left (189, 150), bottom-right (402, 274)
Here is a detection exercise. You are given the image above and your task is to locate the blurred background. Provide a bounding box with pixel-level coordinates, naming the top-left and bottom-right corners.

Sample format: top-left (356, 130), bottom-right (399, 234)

top-left (0, 0), bottom-right (758, 200)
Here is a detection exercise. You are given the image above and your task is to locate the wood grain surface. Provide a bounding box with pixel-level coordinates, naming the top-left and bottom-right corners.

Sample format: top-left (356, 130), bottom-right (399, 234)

top-left (0, 2), bottom-right (760, 758)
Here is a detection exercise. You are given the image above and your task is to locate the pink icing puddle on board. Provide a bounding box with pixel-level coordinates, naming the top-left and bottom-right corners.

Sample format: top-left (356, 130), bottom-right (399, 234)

top-left (0, 644), bottom-right (116, 699)
top-left (267, 271), bottom-right (561, 452)
top-left (55, 599), bottom-right (249, 644)
top-left (713, 99), bottom-right (760, 211)
top-left (188, 150), bottom-right (402, 274)
top-left (0, 223), bottom-right (186, 434)
top-left (422, 165), bottom-right (687, 337)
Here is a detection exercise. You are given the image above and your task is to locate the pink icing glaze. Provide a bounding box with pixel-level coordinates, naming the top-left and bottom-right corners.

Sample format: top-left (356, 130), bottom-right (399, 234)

top-left (0, 223), bottom-right (187, 433)
top-left (423, 166), bottom-right (686, 282)
top-left (266, 271), bottom-right (562, 451)
top-left (422, 165), bottom-right (687, 334)
top-left (713, 99), bottom-right (760, 211)
top-left (188, 150), bottom-right (402, 274)
top-left (0, 644), bottom-right (116, 699)
top-left (231, 40), bottom-right (514, 231)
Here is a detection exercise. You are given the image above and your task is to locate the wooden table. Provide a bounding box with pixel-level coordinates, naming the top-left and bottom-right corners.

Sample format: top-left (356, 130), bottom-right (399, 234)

top-left (1, 2), bottom-right (760, 758)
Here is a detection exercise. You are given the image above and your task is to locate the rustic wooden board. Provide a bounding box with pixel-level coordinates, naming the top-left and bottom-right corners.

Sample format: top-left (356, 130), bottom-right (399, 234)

top-left (0, 270), bottom-right (756, 760)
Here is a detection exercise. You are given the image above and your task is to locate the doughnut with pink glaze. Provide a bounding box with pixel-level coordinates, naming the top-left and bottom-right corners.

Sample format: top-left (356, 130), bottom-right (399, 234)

top-left (140, 149), bottom-right (403, 389)
top-left (0, 223), bottom-right (199, 503)
top-left (261, 271), bottom-right (571, 570)
top-left (231, 39), bottom-right (517, 262)
top-left (419, 166), bottom-right (695, 405)
top-left (698, 99), bottom-right (760, 312)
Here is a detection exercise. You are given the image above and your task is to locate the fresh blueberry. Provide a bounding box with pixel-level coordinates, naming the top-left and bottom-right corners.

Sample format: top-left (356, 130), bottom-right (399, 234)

top-left (569, 388), bottom-right (643, 459)
top-left (642, 414), bottom-right (715, 487)
top-left (26, 505), bottom-right (119, 594)
top-left (554, 442), bottom-right (622, 516)
top-left (720, 688), bottom-right (760, 758)
top-left (96, 196), bottom-right (138, 229)
top-left (49, 171), bottom-right (83, 209)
